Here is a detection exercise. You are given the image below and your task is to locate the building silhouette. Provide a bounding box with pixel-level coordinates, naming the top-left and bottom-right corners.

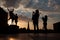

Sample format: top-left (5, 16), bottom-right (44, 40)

top-left (0, 7), bottom-right (8, 27)
top-left (53, 22), bottom-right (60, 32)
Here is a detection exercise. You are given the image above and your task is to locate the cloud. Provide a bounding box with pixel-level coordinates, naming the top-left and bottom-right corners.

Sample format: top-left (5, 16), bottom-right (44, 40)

top-left (5, 0), bottom-right (21, 8)
top-left (0, 0), bottom-right (5, 6)
top-left (55, 0), bottom-right (60, 5)
top-left (23, 0), bottom-right (60, 12)
top-left (48, 12), bottom-right (60, 22)
top-left (0, 0), bottom-right (60, 12)
top-left (0, 0), bottom-right (21, 8)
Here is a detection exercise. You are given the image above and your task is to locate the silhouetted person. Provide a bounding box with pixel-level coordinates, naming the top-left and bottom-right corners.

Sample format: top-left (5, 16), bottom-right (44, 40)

top-left (15, 14), bottom-right (18, 25)
top-left (8, 8), bottom-right (15, 23)
top-left (42, 15), bottom-right (48, 30)
top-left (32, 10), bottom-right (40, 31)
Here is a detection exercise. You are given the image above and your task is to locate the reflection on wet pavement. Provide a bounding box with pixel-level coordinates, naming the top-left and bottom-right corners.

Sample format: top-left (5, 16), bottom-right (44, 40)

top-left (0, 33), bottom-right (60, 40)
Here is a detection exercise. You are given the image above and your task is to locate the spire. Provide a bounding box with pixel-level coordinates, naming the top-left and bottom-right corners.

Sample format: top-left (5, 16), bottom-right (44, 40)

top-left (27, 21), bottom-right (30, 30)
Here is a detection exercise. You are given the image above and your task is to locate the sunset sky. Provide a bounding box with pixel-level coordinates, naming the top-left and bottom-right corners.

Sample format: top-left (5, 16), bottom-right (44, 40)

top-left (0, 0), bottom-right (60, 30)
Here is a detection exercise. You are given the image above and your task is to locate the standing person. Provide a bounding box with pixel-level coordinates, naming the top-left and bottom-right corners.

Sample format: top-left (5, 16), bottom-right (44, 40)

top-left (32, 11), bottom-right (36, 30)
top-left (15, 14), bottom-right (18, 25)
top-left (32, 9), bottom-right (40, 31)
top-left (42, 15), bottom-right (48, 30)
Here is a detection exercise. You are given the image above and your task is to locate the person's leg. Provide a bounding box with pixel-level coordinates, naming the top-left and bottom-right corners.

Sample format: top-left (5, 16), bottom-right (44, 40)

top-left (36, 20), bottom-right (39, 30)
top-left (12, 19), bottom-right (14, 23)
top-left (16, 21), bottom-right (17, 25)
top-left (45, 23), bottom-right (47, 30)
top-left (43, 23), bottom-right (45, 30)
top-left (33, 21), bottom-right (36, 31)
top-left (36, 22), bottom-right (39, 30)
top-left (15, 20), bottom-right (17, 25)
top-left (44, 23), bottom-right (47, 31)
top-left (34, 23), bottom-right (36, 31)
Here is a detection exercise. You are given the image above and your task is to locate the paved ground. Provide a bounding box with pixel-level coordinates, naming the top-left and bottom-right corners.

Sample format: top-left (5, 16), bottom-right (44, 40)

top-left (0, 33), bottom-right (60, 40)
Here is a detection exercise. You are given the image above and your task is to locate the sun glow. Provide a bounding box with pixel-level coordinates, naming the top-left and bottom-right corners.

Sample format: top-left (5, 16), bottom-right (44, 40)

top-left (8, 19), bottom-right (16, 25)
top-left (8, 19), bottom-right (12, 25)
top-left (9, 38), bottom-right (15, 40)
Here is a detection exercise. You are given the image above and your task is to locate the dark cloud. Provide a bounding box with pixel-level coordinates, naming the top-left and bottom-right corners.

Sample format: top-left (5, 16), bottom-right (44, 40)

top-left (48, 13), bottom-right (60, 21)
top-left (3, 0), bottom-right (21, 8)
top-left (6, 0), bottom-right (21, 8)
top-left (55, 0), bottom-right (60, 5)
top-left (24, 0), bottom-right (54, 11)
top-left (0, 0), bottom-right (60, 11)
top-left (24, 0), bottom-right (60, 12)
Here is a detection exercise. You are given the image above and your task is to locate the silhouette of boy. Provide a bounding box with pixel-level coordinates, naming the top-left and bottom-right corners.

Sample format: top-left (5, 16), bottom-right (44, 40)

top-left (15, 14), bottom-right (18, 25)
top-left (8, 8), bottom-right (15, 23)
top-left (42, 15), bottom-right (48, 30)
top-left (32, 10), bottom-right (40, 31)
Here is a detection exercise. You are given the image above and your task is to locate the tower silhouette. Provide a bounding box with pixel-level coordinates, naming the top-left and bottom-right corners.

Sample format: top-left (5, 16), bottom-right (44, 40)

top-left (27, 21), bottom-right (30, 30)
